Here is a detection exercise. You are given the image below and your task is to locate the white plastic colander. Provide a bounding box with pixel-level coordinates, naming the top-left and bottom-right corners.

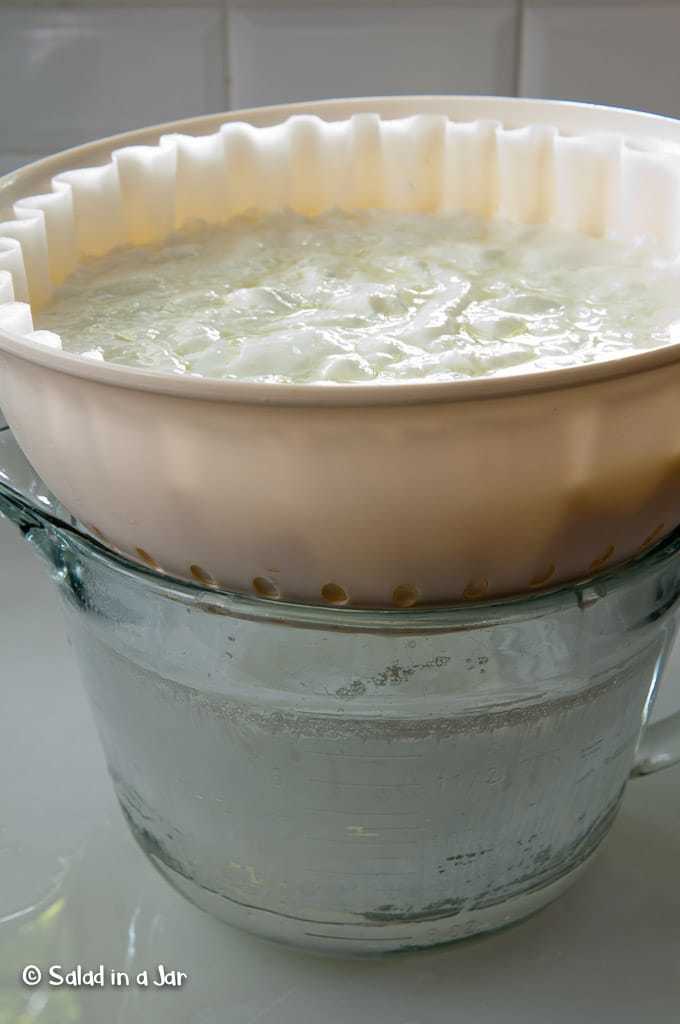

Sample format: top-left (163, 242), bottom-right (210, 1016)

top-left (1, 96), bottom-right (680, 608)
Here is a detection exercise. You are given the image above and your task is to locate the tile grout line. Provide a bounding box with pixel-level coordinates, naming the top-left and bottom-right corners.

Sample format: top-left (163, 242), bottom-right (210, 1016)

top-left (222, 0), bottom-right (232, 109)
top-left (513, 0), bottom-right (526, 98)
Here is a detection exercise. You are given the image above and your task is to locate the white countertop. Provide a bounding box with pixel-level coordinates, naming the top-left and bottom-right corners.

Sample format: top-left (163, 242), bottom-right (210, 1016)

top-left (2, 513), bottom-right (680, 1023)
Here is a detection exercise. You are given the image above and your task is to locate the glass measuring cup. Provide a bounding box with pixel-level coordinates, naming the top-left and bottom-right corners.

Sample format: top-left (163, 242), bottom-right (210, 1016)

top-left (2, 426), bottom-right (680, 956)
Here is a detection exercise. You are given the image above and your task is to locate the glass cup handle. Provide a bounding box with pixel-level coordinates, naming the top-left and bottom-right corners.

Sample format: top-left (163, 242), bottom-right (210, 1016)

top-left (632, 710), bottom-right (680, 776)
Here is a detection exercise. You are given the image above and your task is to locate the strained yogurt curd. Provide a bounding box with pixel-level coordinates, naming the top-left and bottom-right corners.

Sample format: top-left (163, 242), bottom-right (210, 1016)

top-left (35, 209), bottom-right (680, 383)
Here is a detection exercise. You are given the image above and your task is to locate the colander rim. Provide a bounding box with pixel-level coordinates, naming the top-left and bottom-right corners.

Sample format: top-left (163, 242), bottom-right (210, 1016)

top-left (1, 323), bottom-right (680, 406)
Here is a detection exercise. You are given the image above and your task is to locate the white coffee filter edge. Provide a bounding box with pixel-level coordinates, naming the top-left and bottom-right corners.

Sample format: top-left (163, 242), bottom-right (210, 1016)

top-left (2, 112), bottom-right (680, 350)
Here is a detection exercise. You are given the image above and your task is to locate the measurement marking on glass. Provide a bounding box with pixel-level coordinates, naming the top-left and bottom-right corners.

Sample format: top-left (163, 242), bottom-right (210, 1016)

top-left (307, 809), bottom-right (423, 817)
top-left (303, 851), bottom-right (413, 860)
top-left (306, 936), bottom-right (415, 944)
top-left (306, 855), bottom-right (412, 862)
top-left (306, 868), bottom-right (418, 876)
top-left (303, 751), bottom-right (424, 760)
top-left (360, 825), bottom-right (427, 832)
top-left (307, 779), bottom-right (424, 788)
top-left (304, 837), bottom-right (420, 846)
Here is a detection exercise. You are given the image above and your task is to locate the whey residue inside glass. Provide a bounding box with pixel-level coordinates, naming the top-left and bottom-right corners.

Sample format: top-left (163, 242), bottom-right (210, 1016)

top-left (35, 210), bottom-right (680, 383)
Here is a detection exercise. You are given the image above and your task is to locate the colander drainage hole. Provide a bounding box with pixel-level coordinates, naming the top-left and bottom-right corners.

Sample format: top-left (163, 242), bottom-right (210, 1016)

top-left (252, 576), bottom-right (280, 599)
top-left (392, 584), bottom-right (419, 608)
top-left (640, 523), bottom-right (665, 551)
top-left (190, 564), bottom-right (218, 587)
top-left (589, 545), bottom-right (615, 572)
top-left (135, 547), bottom-right (161, 570)
top-left (529, 563), bottom-right (556, 588)
top-left (463, 578), bottom-right (488, 600)
top-left (321, 582), bottom-right (349, 605)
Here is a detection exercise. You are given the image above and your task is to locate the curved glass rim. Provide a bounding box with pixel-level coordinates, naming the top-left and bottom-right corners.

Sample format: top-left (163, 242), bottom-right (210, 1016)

top-left (59, 518), bottom-right (680, 633)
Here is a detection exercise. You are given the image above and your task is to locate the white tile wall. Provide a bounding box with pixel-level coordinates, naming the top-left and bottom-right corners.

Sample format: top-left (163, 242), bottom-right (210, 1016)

top-left (1, 0), bottom-right (680, 172)
top-left (227, 3), bottom-right (519, 109)
top-left (521, 2), bottom-right (680, 118)
top-left (0, 6), bottom-right (226, 157)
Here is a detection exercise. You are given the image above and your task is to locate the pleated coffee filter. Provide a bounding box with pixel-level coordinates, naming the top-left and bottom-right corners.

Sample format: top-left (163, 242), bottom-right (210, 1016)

top-left (1, 100), bottom-right (680, 607)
